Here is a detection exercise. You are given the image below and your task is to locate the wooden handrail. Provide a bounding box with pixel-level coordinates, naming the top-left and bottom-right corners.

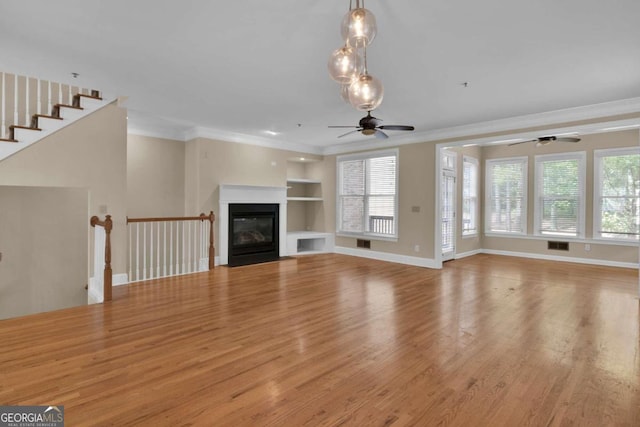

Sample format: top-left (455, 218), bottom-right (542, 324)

top-left (127, 212), bottom-right (215, 271)
top-left (90, 215), bottom-right (113, 301)
top-left (126, 213), bottom-right (214, 223)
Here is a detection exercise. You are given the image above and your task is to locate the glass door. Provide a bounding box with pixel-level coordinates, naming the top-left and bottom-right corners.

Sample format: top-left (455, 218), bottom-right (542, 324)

top-left (441, 150), bottom-right (457, 261)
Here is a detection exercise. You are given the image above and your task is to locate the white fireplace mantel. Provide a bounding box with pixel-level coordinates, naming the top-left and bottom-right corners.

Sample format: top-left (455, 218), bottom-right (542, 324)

top-left (218, 184), bottom-right (288, 265)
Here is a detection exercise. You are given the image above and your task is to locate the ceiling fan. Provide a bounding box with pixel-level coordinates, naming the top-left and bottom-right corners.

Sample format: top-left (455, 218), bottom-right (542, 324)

top-left (508, 135), bottom-right (581, 147)
top-left (329, 112), bottom-right (415, 139)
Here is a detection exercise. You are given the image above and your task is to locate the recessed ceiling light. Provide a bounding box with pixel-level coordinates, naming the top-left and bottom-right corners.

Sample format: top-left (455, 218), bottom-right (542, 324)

top-left (463, 143), bottom-right (477, 147)
top-left (264, 130), bottom-right (279, 136)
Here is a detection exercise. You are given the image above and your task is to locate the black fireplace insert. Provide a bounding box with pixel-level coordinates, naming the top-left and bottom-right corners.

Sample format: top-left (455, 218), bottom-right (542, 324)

top-left (228, 203), bottom-right (279, 266)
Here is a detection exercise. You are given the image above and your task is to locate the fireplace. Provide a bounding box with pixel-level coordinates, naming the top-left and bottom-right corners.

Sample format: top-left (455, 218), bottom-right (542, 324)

top-left (228, 203), bottom-right (279, 266)
top-left (218, 184), bottom-right (287, 266)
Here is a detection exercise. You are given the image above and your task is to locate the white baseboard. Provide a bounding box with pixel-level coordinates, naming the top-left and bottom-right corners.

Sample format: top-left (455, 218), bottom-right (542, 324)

top-left (335, 246), bottom-right (439, 269)
top-left (455, 249), bottom-right (483, 260)
top-left (481, 249), bottom-right (638, 269)
top-left (88, 288), bottom-right (102, 304)
top-left (113, 273), bottom-right (129, 286)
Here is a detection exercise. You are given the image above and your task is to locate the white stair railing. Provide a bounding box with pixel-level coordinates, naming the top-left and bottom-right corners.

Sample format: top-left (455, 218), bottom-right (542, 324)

top-left (0, 71), bottom-right (91, 139)
top-left (127, 212), bottom-right (215, 283)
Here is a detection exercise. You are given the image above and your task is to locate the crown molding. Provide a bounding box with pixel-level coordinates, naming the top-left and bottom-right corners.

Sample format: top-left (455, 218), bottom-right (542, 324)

top-left (127, 97), bottom-right (640, 156)
top-left (184, 126), bottom-right (324, 155)
top-left (323, 97), bottom-right (640, 155)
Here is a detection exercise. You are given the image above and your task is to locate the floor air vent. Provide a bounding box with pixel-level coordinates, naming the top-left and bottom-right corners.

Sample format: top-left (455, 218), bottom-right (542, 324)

top-left (548, 241), bottom-right (569, 251)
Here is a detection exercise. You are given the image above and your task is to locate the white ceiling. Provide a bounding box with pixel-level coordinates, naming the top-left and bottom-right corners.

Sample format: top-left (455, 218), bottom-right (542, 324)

top-left (1, 0), bottom-right (639, 153)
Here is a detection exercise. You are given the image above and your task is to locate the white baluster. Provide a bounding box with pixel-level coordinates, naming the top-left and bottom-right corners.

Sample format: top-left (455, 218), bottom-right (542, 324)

top-left (14, 74), bottom-right (19, 126)
top-left (1, 72), bottom-right (5, 139)
top-left (136, 223), bottom-right (140, 281)
top-left (170, 222), bottom-right (174, 276)
top-left (163, 222), bottom-right (167, 277)
top-left (187, 221), bottom-right (192, 273)
top-left (128, 223), bottom-right (132, 283)
top-left (157, 222), bottom-right (160, 278)
top-left (58, 83), bottom-right (62, 107)
top-left (25, 76), bottom-right (29, 125)
top-left (47, 81), bottom-right (52, 115)
top-left (143, 222), bottom-right (147, 280)
top-left (149, 221), bottom-right (154, 279)
top-left (193, 220), bottom-right (198, 271)
top-left (182, 222), bottom-right (186, 273)
top-left (68, 85), bottom-right (72, 106)
top-left (37, 79), bottom-right (41, 116)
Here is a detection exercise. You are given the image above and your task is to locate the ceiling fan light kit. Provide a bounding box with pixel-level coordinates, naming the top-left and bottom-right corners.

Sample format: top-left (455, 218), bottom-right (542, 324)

top-left (508, 135), bottom-right (582, 147)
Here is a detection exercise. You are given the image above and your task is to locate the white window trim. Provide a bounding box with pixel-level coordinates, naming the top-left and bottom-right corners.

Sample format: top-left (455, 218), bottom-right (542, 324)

top-left (484, 156), bottom-right (528, 236)
top-left (533, 151), bottom-right (586, 238)
top-left (462, 155), bottom-right (479, 237)
top-left (593, 146), bottom-right (640, 241)
top-left (336, 148), bottom-right (399, 241)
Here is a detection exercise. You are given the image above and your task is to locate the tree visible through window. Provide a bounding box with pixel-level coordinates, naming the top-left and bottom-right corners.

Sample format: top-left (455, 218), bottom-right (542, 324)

top-left (595, 148), bottom-right (640, 240)
top-left (337, 150), bottom-right (398, 238)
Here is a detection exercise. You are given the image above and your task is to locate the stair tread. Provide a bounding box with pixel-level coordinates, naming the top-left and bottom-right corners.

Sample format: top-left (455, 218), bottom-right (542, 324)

top-left (10, 125), bottom-right (42, 131)
top-left (33, 114), bottom-right (63, 120)
top-left (0, 138), bottom-right (18, 143)
top-left (54, 103), bottom-right (84, 110)
top-left (75, 93), bottom-right (103, 101)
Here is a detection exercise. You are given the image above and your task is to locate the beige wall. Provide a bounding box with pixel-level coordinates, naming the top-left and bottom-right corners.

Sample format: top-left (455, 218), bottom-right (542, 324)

top-left (0, 186), bottom-right (88, 319)
top-left (183, 137), bottom-right (322, 250)
top-left (0, 103), bottom-right (128, 274)
top-left (333, 142), bottom-right (438, 259)
top-left (127, 134), bottom-right (185, 217)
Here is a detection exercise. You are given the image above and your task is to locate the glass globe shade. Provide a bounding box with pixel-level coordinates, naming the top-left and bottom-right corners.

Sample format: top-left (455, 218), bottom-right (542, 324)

top-left (341, 8), bottom-right (377, 48)
top-left (327, 45), bottom-right (363, 84)
top-left (348, 73), bottom-right (384, 111)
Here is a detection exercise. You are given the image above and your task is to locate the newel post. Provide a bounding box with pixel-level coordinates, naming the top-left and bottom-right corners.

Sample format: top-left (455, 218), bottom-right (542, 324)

top-left (90, 214), bottom-right (113, 302)
top-left (103, 215), bottom-right (113, 301)
top-left (200, 211), bottom-right (216, 270)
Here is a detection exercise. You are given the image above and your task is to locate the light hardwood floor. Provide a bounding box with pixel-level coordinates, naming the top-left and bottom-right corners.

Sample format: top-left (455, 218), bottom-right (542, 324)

top-left (0, 254), bottom-right (638, 426)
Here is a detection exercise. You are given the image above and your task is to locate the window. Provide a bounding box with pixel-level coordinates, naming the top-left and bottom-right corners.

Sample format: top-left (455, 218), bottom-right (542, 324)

top-left (594, 147), bottom-right (640, 241)
top-left (485, 157), bottom-right (527, 234)
top-left (337, 149), bottom-right (398, 239)
top-left (462, 156), bottom-right (478, 236)
top-left (534, 152), bottom-right (585, 237)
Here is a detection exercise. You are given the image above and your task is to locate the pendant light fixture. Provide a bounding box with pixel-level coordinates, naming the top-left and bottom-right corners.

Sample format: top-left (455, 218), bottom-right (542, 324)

top-left (328, 0), bottom-right (383, 111)
top-left (341, 3), bottom-right (377, 48)
top-left (327, 45), bottom-right (363, 84)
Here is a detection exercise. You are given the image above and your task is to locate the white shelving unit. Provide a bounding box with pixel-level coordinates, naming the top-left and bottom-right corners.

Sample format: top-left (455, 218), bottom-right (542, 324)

top-left (286, 178), bottom-right (323, 201)
top-left (287, 178), bottom-right (322, 184)
top-left (285, 159), bottom-right (332, 256)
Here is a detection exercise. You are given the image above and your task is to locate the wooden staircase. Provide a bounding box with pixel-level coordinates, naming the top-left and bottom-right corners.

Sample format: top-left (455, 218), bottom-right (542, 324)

top-left (0, 89), bottom-right (102, 143)
top-left (0, 72), bottom-right (112, 162)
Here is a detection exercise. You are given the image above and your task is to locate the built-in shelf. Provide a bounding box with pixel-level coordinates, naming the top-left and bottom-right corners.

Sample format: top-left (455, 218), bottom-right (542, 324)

top-left (286, 178), bottom-right (322, 184)
top-left (287, 197), bottom-right (323, 201)
top-left (287, 231), bottom-right (334, 256)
